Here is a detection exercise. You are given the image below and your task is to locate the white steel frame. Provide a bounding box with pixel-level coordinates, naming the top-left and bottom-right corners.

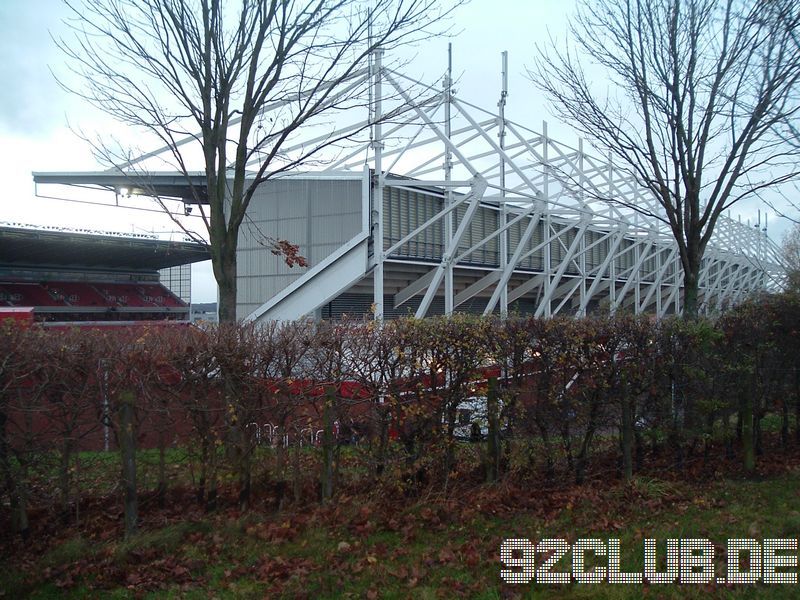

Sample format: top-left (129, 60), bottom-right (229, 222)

top-left (311, 53), bottom-right (784, 319)
top-left (39, 50), bottom-right (783, 321)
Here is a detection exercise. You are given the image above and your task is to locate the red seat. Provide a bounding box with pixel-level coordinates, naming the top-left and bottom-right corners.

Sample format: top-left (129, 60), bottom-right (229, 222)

top-left (0, 283), bottom-right (66, 306)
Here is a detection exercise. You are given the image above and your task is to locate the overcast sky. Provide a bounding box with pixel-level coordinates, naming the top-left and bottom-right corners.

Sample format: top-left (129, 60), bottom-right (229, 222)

top-left (0, 0), bottom-right (789, 302)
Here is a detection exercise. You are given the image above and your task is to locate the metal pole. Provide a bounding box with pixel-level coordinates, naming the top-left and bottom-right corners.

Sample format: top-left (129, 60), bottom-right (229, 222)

top-left (608, 154), bottom-right (616, 313)
top-left (372, 48), bottom-right (385, 321)
top-left (542, 120), bottom-right (552, 318)
top-left (444, 43), bottom-right (454, 315)
top-left (578, 138), bottom-right (586, 316)
top-left (498, 51), bottom-right (509, 318)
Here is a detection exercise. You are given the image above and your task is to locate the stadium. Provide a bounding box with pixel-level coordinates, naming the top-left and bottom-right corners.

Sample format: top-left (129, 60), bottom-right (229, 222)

top-left (30, 57), bottom-right (784, 323)
top-left (0, 223), bottom-right (209, 326)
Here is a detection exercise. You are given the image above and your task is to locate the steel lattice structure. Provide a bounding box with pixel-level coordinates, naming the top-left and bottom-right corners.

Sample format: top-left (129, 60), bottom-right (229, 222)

top-left (33, 51), bottom-right (785, 321)
top-left (246, 50), bottom-right (783, 322)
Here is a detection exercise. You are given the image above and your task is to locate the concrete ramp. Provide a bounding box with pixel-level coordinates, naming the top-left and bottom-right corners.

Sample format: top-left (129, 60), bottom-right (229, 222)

top-left (245, 232), bottom-right (369, 322)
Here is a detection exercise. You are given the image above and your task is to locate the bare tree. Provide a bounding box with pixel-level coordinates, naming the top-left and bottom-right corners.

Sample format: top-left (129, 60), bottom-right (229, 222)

top-left (57, 0), bottom-right (461, 321)
top-left (530, 0), bottom-right (800, 316)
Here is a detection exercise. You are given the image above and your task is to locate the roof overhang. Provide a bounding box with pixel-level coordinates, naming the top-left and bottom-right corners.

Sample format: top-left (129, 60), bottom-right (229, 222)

top-left (32, 169), bottom-right (366, 206)
top-left (32, 171), bottom-right (209, 204)
top-left (0, 225), bottom-right (210, 271)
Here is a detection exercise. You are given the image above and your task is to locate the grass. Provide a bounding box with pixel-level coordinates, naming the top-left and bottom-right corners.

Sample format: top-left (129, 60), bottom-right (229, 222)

top-left (5, 459), bottom-right (800, 598)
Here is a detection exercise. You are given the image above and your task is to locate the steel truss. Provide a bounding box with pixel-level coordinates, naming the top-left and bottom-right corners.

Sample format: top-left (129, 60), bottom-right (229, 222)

top-left (304, 51), bottom-right (784, 320)
top-left (34, 49), bottom-right (784, 321)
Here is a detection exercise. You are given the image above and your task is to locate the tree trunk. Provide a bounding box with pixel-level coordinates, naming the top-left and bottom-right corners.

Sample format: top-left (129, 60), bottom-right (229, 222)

top-left (215, 238), bottom-right (238, 323)
top-left (205, 440), bottom-right (218, 512)
top-left (197, 433), bottom-right (208, 504)
top-left (501, 395), bottom-right (516, 474)
top-left (703, 414), bottom-right (713, 466)
top-left (486, 377), bottom-right (500, 483)
top-left (634, 427), bottom-right (644, 472)
top-left (575, 425), bottom-right (596, 485)
top-left (723, 412), bottom-right (734, 459)
top-left (376, 409), bottom-right (389, 478)
top-left (292, 437), bottom-right (301, 504)
top-left (781, 397), bottom-right (789, 451)
top-left (754, 408), bottom-right (763, 457)
top-left (535, 418), bottom-right (555, 480)
top-left (561, 419), bottom-right (574, 473)
top-left (682, 262), bottom-right (700, 318)
top-left (59, 441), bottom-right (74, 520)
top-left (620, 398), bottom-right (634, 481)
top-left (740, 389), bottom-right (755, 476)
top-left (275, 424), bottom-right (286, 477)
top-left (199, 419), bottom-right (218, 512)
top-left (794, 368), bottom-right (800, 443)
top-left (320, 389), bottom-right (335, 502)
top-left (118, 388), bottom-right (138, 539)
top-left (157, 429), bottom-right (167, 508)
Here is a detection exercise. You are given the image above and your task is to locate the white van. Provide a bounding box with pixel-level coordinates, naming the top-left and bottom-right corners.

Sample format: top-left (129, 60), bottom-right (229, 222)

top-left (451, 396), bottom-right (504, 441)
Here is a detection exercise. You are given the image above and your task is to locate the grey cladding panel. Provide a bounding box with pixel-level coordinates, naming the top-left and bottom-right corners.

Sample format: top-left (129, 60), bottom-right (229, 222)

top-left (383, 187), bottom-right (444, 258)
top-left (236, 177), bottom-right (362, 318)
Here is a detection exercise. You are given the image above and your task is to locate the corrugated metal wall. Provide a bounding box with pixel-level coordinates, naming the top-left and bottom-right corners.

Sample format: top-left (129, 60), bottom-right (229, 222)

top-left (320, 292), bottom-right (540, 320)
top-left (382, 185), bottom-right (676, 280)
top-left (382, 186), bottom-right (645, 274)
top-left (236, 177), bottom-right (680, 320)
top-left (383, 186), bottom-right (444, 259)
top-left (236, 178), bottom-right (362, 319)
top-left (383, 187), bottom-right (550, 269)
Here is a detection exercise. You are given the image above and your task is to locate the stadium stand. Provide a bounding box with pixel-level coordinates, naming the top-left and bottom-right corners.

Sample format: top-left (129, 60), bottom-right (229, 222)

top-left (0, 224), bottom-right (209, 326)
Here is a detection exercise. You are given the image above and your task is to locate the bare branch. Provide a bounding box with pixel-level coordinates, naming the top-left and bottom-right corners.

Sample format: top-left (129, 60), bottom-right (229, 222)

top-left (529, 0), bottom-right (800, 314)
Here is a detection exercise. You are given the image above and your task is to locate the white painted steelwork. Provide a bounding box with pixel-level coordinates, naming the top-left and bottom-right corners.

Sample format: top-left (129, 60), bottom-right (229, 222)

top-left (260, 55), bottom-right (783, 321)
top-left (32, 51), bottom-right (784, 321)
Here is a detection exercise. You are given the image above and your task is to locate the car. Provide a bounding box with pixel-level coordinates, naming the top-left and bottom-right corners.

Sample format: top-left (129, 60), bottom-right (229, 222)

top-left (451, 396), bottom-right (505, 441)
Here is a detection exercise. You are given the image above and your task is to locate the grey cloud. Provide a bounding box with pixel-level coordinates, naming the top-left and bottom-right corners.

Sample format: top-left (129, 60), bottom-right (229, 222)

top-left (0, 0), bottom-right (74, 137)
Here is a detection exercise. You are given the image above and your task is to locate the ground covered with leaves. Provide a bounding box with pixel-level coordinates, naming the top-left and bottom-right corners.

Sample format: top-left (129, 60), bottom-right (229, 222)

top-left (4, 437), bottom-right (800, 599)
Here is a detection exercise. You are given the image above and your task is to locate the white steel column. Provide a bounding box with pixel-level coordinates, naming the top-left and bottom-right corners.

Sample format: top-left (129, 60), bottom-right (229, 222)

top-left (372, 49), bottom-right (385, 321)
top-left (607, 155), bottom-right (617, 313)
top-left (484, 207), bottom-right (543, 315)
top-left (577, 139), bottom-right (587, 315)
top-left (660, 271), bottom-right (684, 318)
top-left (639, 247), bottom-right (677, 312)
top-left (718, 264), bottom-right (744, 310)
top-left (444, 44), bottom-right (454, 315)
top-left (415, 176), bottom-right (488, 318)
top-left (577, 229), bottom-right (626, 315)
top-left (498, 51), bottom-right (509, 317)
top-left (655, 244), bottom-right (663, 315)
top-left (612, 238), bottom-right (653, 313)
top-left (535, 220), bottom-right (589, 318)
top-left (609, 257), bottom-right (616, 312)
top-left (542, 121), bottom-right (552, 318)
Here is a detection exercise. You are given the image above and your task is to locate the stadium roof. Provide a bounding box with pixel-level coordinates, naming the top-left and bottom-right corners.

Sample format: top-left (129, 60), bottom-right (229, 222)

top-left (32, 170), bottom-right (209, 203)
top-left (0, 225), bottom-right (210, 271)
top-left (32, 170), bottom-right (364, 205)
